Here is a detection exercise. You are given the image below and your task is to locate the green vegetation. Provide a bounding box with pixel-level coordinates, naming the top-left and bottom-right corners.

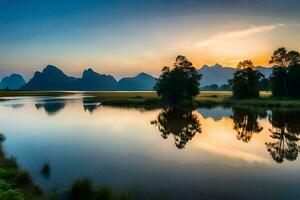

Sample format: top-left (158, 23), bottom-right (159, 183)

top-left (0, 134), bottom-right (44, 200)
top-left (70, 179), bottom-right (133, 200)
top-left (1, 90), bottom-right (300, 108)
top-left (269, 47), bottom-right (300, 98)
top-left (154, 55), bottom-right (201, 106)
top-left (200, 83), bottom-right (231, 91)
top-left (229, 60), bottom-right (263, 99)
top-left (0, 90), bottom-right (75, 97)
top-left (83, 92), bottom-right (161, 108)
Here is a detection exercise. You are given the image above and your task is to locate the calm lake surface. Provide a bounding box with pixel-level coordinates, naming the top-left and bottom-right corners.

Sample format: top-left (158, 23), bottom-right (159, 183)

top-left (0, 94), bottom-right (300, 200)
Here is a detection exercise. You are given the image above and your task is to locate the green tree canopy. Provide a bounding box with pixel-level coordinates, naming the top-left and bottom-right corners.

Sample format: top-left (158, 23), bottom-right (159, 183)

top-left (230, 60), bottom-right (263, 99)
top-left (154, 55), bottom-right (202, 106)
top-left (269, 47), bottom-right (300, 98)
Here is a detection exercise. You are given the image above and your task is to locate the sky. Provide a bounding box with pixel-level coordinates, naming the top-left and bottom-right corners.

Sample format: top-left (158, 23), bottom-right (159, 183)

top-left (1, 0), bottom-right (300, 80)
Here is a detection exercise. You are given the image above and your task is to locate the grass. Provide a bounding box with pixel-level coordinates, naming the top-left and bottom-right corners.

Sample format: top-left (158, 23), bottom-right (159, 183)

top-left (70, 179), bottom-right (134, 200)
top-left (83, 91), bottom-right (160, 107)
top-left (0, 90), bottom-right (75, 97)
top-left (0, 133), bottom-right (44, 200)
top-left (1, 90), bottom-right (300, 107)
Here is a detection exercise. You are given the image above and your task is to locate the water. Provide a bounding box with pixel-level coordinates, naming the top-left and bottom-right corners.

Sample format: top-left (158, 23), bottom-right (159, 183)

top-left (0, 94), bottom-right (300, 199)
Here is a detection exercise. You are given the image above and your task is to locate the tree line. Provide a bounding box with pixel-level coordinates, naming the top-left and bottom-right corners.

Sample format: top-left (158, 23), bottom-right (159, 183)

top-left (231, 47), bottom-right (300, 99)
top-left (154, 47), bottom-right (300, 106)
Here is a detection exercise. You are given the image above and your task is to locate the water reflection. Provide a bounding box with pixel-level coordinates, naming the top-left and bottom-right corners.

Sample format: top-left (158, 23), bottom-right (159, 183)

top-left (151, 108), bottom-right (201, 149)
top-left (266, 110), bottom-right (300, 163)
top-left (35, 100), bottom-right (66, 115)
top-left (83, 97), bottom-right (101, 113)
top-left (231, 107), bottom-right (266, 143)
top-left (2, 96), bottom-right (300, 199)
top-left (10, 104), bottom-right (24, 109)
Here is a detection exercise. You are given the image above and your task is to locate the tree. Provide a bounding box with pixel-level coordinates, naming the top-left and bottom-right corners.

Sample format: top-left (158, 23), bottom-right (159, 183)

top-left (237, 59), bottom-right (254, 69)
top-left (154, 55), bottom-right (202, 106)
top-left (219, 84), bottom-right (231, 91)
top-left (230, 60), bottom-right (263, 99)
top-left (269, 48), bottom-right (288, 97)
top-left (287, 63), bottom-right (300, 98)
top-left (269, 47), bottom-right (288, 67)
top-left (259, 77), bottom-right (271, 91)
top-left (269, 47), bottom-right (300, 97)
top-left (201, 84), bottom-right (219, 91)
top-left (270, 66), bottom-right (288, 97)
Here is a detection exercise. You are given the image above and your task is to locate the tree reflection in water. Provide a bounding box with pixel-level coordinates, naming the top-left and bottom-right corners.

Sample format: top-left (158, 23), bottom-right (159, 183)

top-left (231, 106), bottom-right (266, 143)
top-left (151, 108), bottom-right (201, 149)
top-left (266, 110), bottom-right (300, 163)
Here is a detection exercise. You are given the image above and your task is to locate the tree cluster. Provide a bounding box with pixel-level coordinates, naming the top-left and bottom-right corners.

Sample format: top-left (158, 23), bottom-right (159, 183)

top-left (229, 60), bottom-right (264, 99)
top-left (154, 55), bottom-right (202, 106)
top-left (269, 47), bottom-right (300, 98)
top-left (155, 49), bottom-right (300, 105)
top-left (201, 83), bottom-right (231, 91)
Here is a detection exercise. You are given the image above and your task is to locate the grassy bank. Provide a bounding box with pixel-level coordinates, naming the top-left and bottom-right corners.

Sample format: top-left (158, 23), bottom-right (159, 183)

top-left (0, 90), bottom-right (75, 97)
top-left (1, 90), bottom-right (300, 107)
top-left (83, 91), bottom-right (284, 108)
top-left (0, 134), bottom-right (43, 200)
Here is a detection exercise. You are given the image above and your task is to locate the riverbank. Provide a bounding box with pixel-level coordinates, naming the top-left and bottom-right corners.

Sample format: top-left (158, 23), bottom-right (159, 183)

top-left (0, 134), bottom-right (43, 200)
top-left (1, 90), bottom-right (300, 107)
top-left (79, 91), bottom-right (300, 108)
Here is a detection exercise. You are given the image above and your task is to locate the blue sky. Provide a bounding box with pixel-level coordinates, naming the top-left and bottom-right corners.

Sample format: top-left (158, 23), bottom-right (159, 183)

top-left (1, 0), bottom-right (300, 80)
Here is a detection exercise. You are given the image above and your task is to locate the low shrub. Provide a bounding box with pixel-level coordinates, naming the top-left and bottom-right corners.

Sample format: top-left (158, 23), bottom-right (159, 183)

top-left (95, 186), bottom-right (113, 200)
top-left (0, 189), bottom-right (24, 200)
top-left (16, 171), bottom-right (32, 186)
top-left (71, 178), bottom-right (93, 200)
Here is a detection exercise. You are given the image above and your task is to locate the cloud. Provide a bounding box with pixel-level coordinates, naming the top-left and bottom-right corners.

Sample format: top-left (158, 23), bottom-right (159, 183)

top-left (144, 50), bottom-right (156, 58)
top-left (196, 24), bottom-right (284, 48)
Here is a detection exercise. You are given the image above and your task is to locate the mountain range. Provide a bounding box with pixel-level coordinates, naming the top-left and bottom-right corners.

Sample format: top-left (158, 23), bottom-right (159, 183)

top-left (1, 64), bottom-right (273, 90)
top-left (0, 74), bottom-right (26, 89)
top-left (198, 64), bottom-right (272, 86)
top-left (21, 65), bottom-right (158, 91)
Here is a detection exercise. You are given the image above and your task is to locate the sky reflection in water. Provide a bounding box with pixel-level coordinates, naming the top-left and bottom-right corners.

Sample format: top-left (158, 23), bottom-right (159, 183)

top-left (0, 95), bottom-right (300, 200)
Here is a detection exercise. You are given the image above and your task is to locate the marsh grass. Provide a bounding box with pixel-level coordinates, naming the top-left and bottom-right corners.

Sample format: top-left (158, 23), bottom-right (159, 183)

top-left (70, 179), bottom-right (135, 200)
top-left (71, 179), bottom-right (93, 200)
top-left (0, 133), bottom-right (43, 200)
top-left (1, 90), bottom-right (300, 107)
top-left (0, 90), bottom-right (75, 97)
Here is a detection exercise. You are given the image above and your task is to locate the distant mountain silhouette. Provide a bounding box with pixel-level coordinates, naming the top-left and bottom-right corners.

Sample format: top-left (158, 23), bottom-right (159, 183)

top-left (0, 74), bottom-right (25, 89)
top-left (71, 68), bottom-right (117, 90)
top-left (19, 64), bottom-right (272, 90)
top-left (198, 64), bottom-right (272, 86)
top-left (255, 66), bottom-right (272, 78)
top-left (22, 65), bottom-right (156, 91)
top-left (22, 65), bottom-right (76, 90)
top-left (117, 72), bottom-right (157, 90)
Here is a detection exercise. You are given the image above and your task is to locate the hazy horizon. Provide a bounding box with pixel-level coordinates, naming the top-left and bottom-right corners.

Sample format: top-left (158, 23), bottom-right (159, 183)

top-left (1, 0), bottom-right (300, 80)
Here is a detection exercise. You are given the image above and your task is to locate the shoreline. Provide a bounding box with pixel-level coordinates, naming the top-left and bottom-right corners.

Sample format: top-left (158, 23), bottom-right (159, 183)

top-left (1, 90), bottom-right (300, 108)
top-left (0, 134), bottom-right (44, 199)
